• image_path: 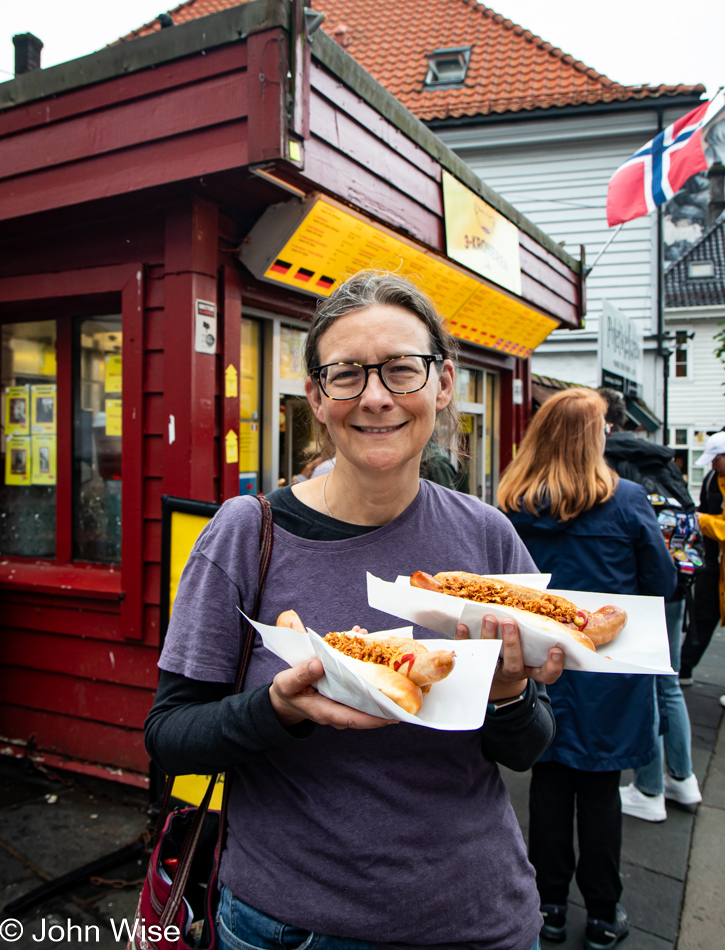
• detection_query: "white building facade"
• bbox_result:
[664,217,725,499]
[433,98,704,431]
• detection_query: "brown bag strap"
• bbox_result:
[153,494,274,862]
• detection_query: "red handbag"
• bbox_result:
[128,496,273,950]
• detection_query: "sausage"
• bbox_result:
[275,610,425,714]
[325,631,455,687]
[410,571,627,649]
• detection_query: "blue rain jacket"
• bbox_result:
[505,478,677,771]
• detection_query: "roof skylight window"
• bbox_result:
[687,260,714,278]
[424,47,471,86]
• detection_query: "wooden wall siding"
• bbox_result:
[0,591,159,774]
[306,60,579,318]
[0,707,148,775]
[306,63,443,248]
[0,44,251,224]
[519,233,581,328]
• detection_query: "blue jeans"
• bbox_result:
[634,599,694,795]
[215,884,540,950]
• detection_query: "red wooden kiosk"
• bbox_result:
[0,0,583,787]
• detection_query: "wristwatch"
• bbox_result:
[490,684,529,710]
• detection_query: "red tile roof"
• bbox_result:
[119,0,705,119]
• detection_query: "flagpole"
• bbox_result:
[657,202,670,446]
[654,106,670,448]
[582,223,624,278]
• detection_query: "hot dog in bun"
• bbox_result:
[275,610,455,715]
[410,572,627,650]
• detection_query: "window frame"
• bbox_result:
[424,47,472,87]
[0,264,144,638]
[672,329,691,380]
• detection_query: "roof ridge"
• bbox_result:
[119,0,202,40]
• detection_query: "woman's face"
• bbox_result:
[712,454,725,475]
[306,304,454,475]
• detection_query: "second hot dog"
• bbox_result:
[410,571,627,648]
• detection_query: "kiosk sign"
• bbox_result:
[599,299,643,396]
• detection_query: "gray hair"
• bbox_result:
[304,271,463,458]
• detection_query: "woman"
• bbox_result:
[146,272,564,950]
[597,389,702,820]
[693,432,725,708]
[498,389,677,950]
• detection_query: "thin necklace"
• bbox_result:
[322,471,333,518]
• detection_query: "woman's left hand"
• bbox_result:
[456,614,564,702]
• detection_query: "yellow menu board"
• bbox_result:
[260,197,558,359]
[105,399,122,437]
[105,354,123,393]
[5,435,31,486]
[32,436,57,485]
[31,384,57,434]
[239,421,260,473]
[5,386,30,436]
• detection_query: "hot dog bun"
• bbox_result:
[410,571,627,649]
[276,609,307,634]
[335,655,423,714]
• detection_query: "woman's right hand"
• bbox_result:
[269,659,397,730]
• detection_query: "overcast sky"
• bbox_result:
[1,0,723,99]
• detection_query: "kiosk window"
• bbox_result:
[73,316,123,563]
[0,320,57,557]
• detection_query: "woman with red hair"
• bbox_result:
[499,388,677,950]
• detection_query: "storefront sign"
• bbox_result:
[599,299,643,395]
[442,170,522,296]
[194,300,217,354]
[241,196,557,359]
[160,496,225,810]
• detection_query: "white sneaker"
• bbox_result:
[619,783,667,822]
[720,695,725,709]
[664,772,702,805]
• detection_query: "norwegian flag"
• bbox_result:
[606,90,725,227]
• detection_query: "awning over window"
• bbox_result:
[532,375,661,434]
[625,396,661,433]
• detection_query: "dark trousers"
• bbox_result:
[680,570,721,676]
[529,761,622,922]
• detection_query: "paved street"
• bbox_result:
[503,626,725,949]
[0,628,723,949]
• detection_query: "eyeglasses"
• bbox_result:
[309,354,443,400]
[604,422,613,436]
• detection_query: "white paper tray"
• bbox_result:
[366,574,673,675]
[248,616,502,730]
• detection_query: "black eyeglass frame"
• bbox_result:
[309,354,444,401]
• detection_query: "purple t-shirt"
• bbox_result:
[161,480,541,950]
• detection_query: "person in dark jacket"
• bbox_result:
[498,388,677,950]
[598,389,702,820]
[680,430,725,683]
